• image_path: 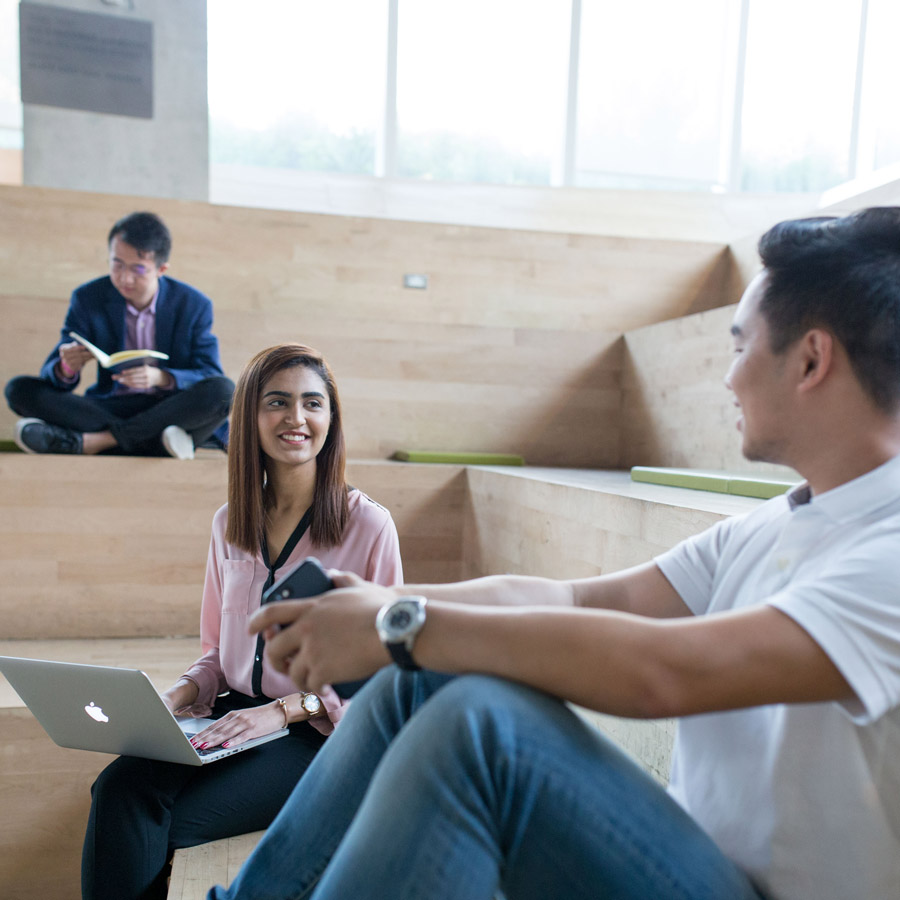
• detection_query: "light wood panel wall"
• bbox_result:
[461,467,760,582]
[0,184,744,466]
[619,305,798,477]
[0,455,466,640]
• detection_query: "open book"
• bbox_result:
[69,331,169,370]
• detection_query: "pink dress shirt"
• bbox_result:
[181,489,403,734]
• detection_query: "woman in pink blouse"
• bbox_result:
[82,344,403,900]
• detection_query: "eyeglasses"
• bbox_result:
[110,259,156,278]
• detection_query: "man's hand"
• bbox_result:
[249,572,395,693]
[112,364,173,390]
[57,341,93,376]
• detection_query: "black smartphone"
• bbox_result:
[262,557,333,605]
[261,557,369,700]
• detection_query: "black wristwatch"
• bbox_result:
[375,596,428,671]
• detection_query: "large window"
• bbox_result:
[575,0,738,191]
[4,0,894,194]
[208,0,386,174]
[395,0,569,185]
[740,0,862,191]
[860,0,900,172]
[209,0,900,194]
[0,0,22,150]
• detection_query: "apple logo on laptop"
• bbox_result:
[85,702,109,723]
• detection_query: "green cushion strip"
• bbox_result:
[726,478,797,500]
[630,467,730,493]
[630,466,799,499]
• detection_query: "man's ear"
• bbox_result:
[157,262,170,277]
[797,329,833,391]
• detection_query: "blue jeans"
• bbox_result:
[209,669,764,900]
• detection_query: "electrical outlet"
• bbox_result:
[403,274,428,290]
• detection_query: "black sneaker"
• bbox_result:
[15,418,83,455]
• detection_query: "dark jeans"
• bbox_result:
[5,375,233,454]
[211,671,766,900]
[82,691,328,900]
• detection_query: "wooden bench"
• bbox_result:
[0,458,762,900]
[169,831,264,900]
[0,637,200,900]
[0,456,469,641]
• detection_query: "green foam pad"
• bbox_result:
[725,477,800,500]
[392,450,525,466]
[630,467,730,494]
[0,439,22,453]
[630,467,799,499]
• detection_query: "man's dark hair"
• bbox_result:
[758,206,900,413]
[107,211,172,266]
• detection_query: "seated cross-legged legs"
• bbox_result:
[6,374,234,457]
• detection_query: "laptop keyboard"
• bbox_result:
[196,745,223,757]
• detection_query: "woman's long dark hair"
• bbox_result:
[225,343,349,554]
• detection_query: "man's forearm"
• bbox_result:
[395,574,577,608]
[397,561,686,619]
[406,601,855,720]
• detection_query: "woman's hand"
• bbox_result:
[161,678,200,715]
[189,702,293,750]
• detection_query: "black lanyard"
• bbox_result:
[251,506,313,697]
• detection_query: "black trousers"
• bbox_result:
[4,375,234,454]
[81,692,328,900]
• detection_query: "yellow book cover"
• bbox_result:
[69,331,169,370]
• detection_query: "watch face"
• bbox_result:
[388,608,413,630]
[302,693,321,714]
[376,596,427,645]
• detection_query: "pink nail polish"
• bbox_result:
[200,742,209,749]
[222,741,230,748]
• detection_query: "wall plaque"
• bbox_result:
[20,2,153,119]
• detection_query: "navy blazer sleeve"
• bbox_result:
[153,277,225,391]
[39,276,225,398]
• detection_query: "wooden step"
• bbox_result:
[168,831,264,900]
[0,455,468,640]
[0,465,766,899]
[0,637,199,900]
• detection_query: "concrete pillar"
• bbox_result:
[22,0,208,201]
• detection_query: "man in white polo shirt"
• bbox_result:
[212,207,900,900]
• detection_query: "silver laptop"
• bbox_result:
[0,656,288,766]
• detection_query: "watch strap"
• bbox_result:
[385,641,421,672]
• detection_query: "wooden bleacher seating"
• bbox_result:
[168,831,264,900]
[0,184,807,899]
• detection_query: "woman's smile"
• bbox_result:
[258,365,331,465]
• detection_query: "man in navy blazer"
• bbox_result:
[5,212,233,458]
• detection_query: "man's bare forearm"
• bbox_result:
[397,561,687,619]
[394,574,576,608]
